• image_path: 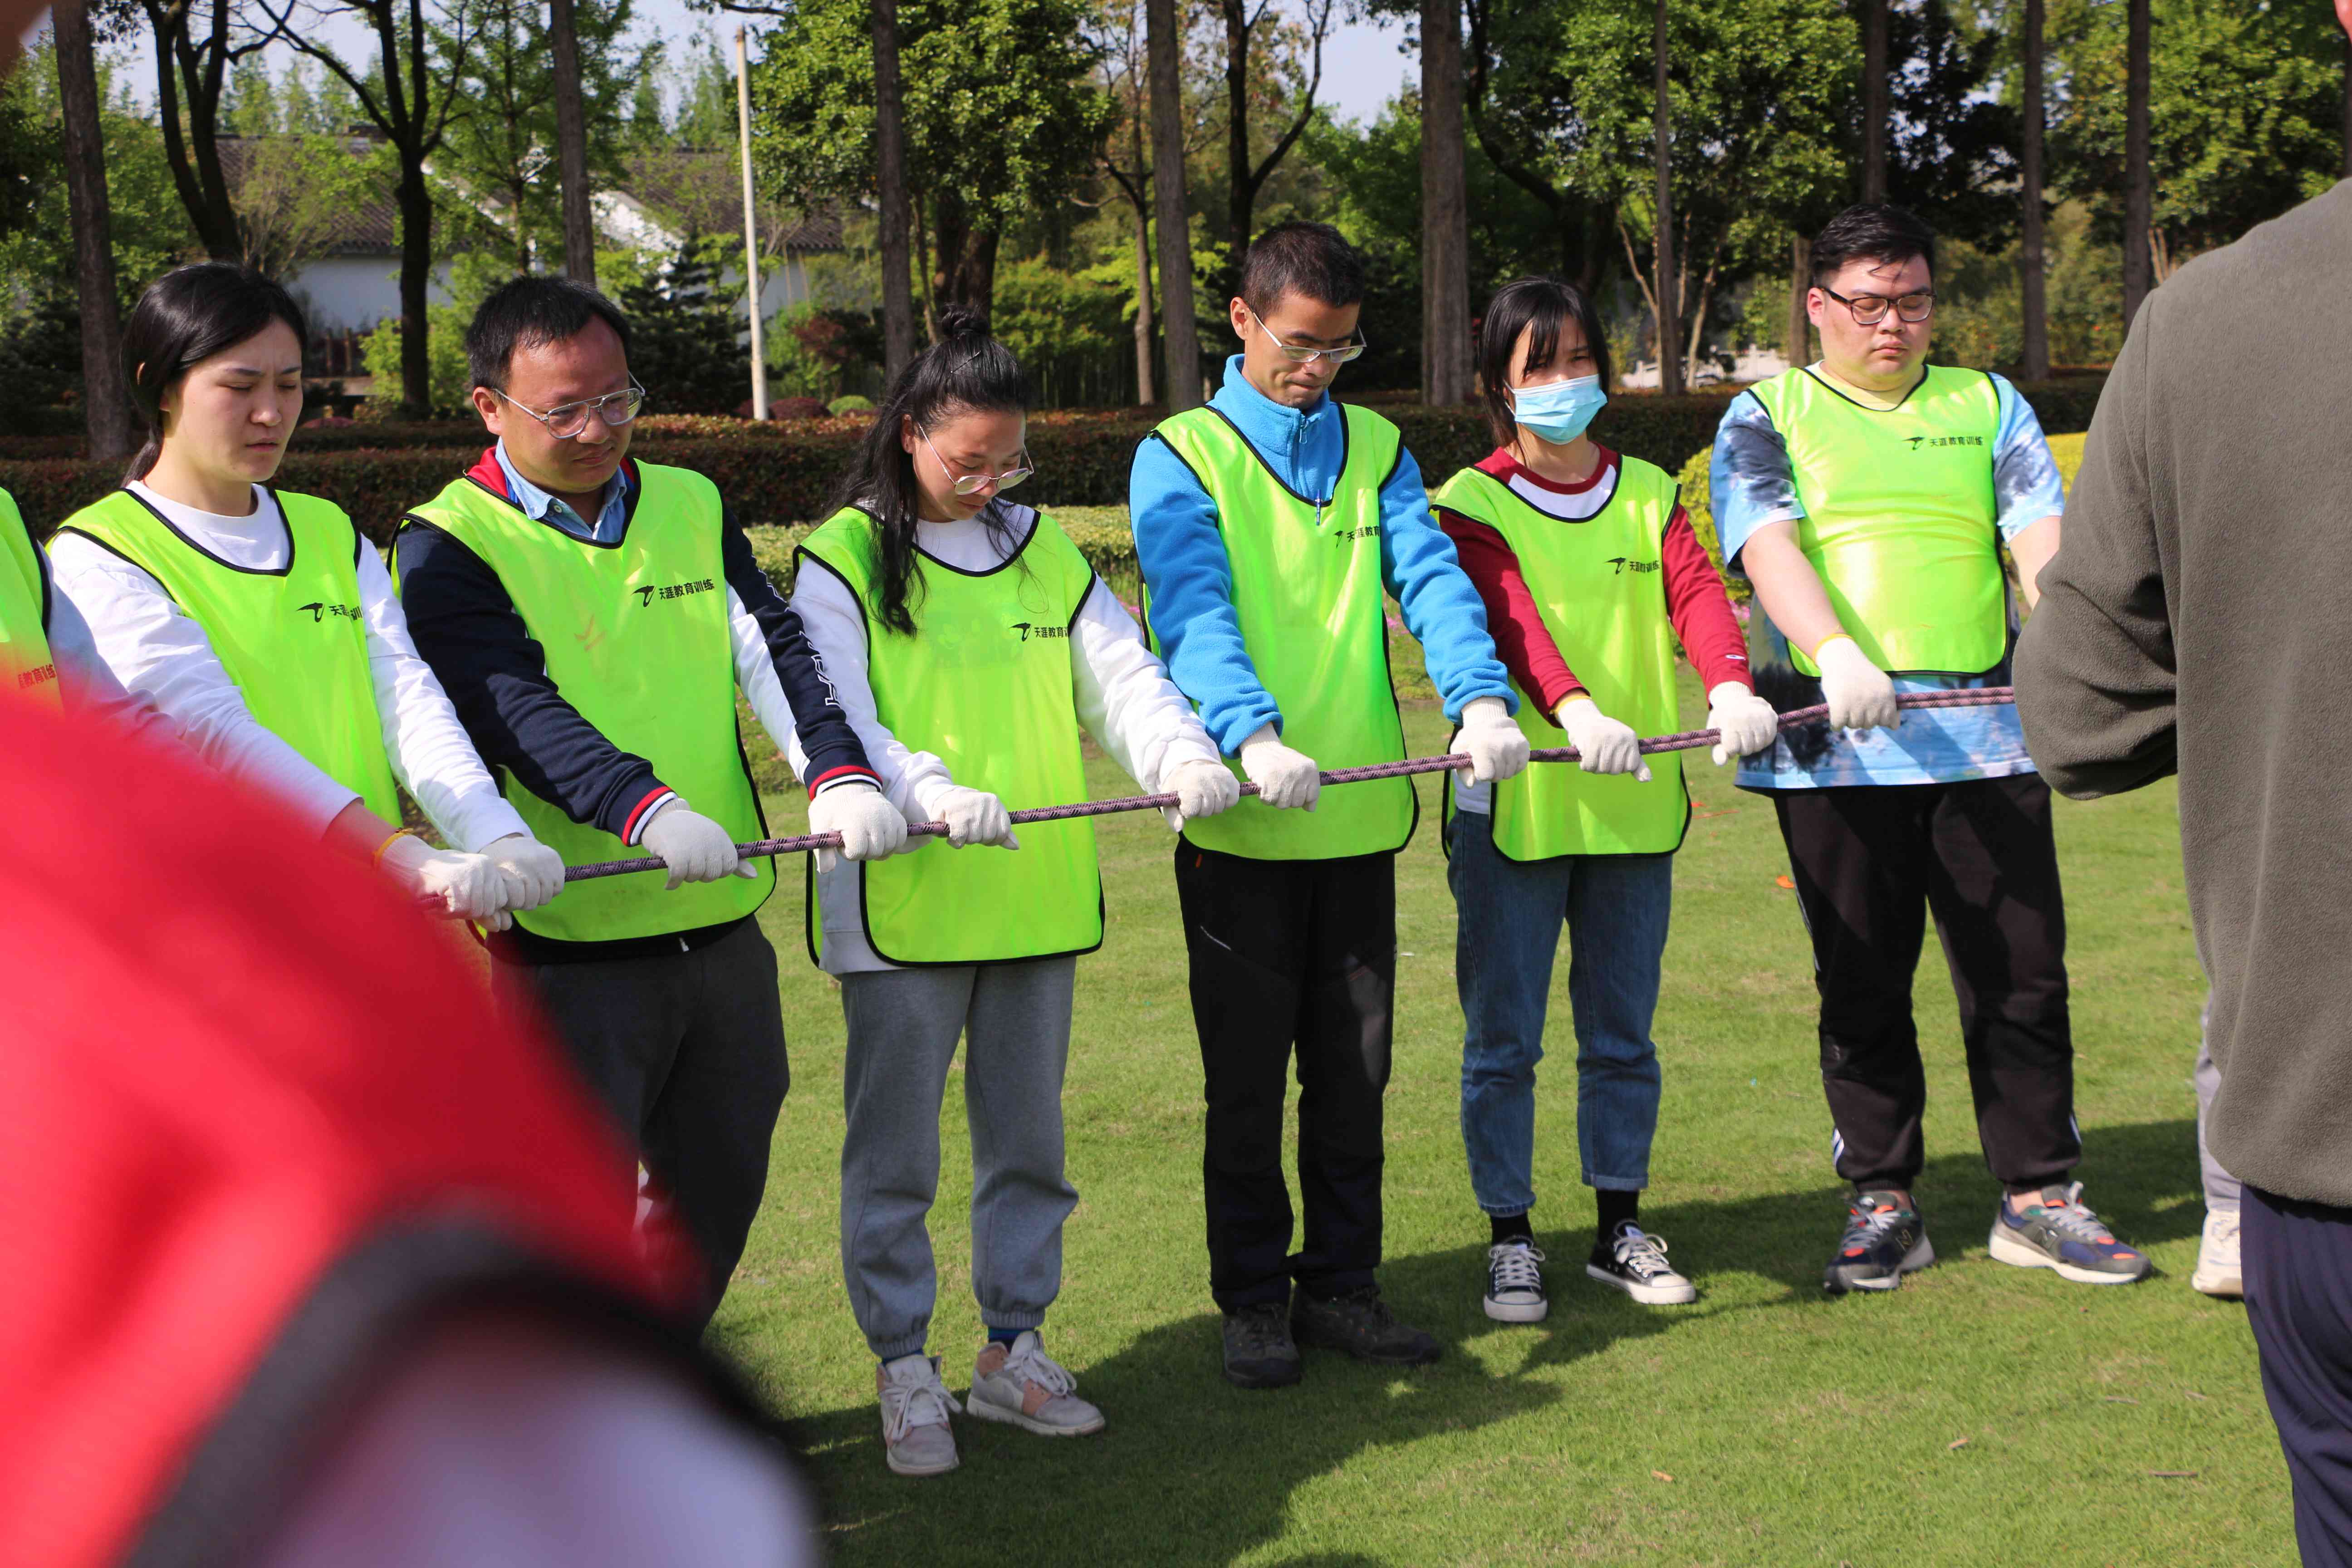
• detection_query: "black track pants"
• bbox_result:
[1174,841,1396,1313]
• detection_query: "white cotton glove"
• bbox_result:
[1237,724,1320,810]
[806,780,909,872]
[1555,697,1651,782]
[381,834,514,928]
[936,785,1019,849]
[1705,682,1782,767]
[1813,634,1900,734]
[1453,695,1531,786]
[1161,756,1243,833]
[485,832,566,913]
[640,801,756,890]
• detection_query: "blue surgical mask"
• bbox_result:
[1511,375,1607,445]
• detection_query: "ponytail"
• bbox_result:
[827,306,1031,635]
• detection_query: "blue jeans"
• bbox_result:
[1447,809,1674,1216]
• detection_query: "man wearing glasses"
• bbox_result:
[394,277,908,1329]
[1711,201,2148,1295]
[1132,221,1529,1387]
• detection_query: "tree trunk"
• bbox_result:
[1221,0,1252,291]
[1147,0,1201,410]
[1651,0,1682,396]
[1419,0,1471,406]
[1861,0,1887,202]
[2019,0,2048,381]
[2122,0,2151,333]
[549,0,597,285]
[147,1,243,259]
[1131,200,1156,407]
[1785,234,1811,372]
[2341,27,2349,180]
[874,0,919,380]
[396,159,436,417]
[54,0,136,463]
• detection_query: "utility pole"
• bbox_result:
[2122,0,2151,333]
[2019,0,2048,381]
[1785,235,1811,374]
[1419,0,1471,406]
[54,0,136,463]
[1861,0,1887,202]
[735,26,768,419]
[873,0,918,380]
[1651,0,1682,395]
[1147,0,1201,409]
[550,0,596,285]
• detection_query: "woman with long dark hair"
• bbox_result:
[47,263,564,925]
[789,309,1235,1478]
[1431,276,1779,1321]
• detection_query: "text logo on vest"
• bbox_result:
[1606,557,1662,576]
[1905,434,1985,451]
[1011,621,1070,642]
[634,578,716,606]
[295,601,362,623]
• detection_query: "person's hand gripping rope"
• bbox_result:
[1453,696,1531,786]
[1237,724,1321,810]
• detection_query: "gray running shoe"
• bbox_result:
[1222,1301,1303,1389]
[1824,1190,1936,1295]
[1988,1182,2152,1285]
[968,1331,1104,1436]
[877,1353,961,1477]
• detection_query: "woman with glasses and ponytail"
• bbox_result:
[1431,275,1779,1324]
[47,263,564,927]
[789,308,1235,1478]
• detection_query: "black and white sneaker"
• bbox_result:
[1587,1222,1697,1305]
[1484,1240,1548,1323]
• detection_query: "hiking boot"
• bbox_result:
[968,1331,1105,1436]
[1824,1189,1936,1295]
[1291,1285,1441,1366]
[2191,1207,2243,1299]
[1989,1182,2152,1285]
[1587,1222,1697,1305]
[1221,1301,1303,1389]
[1484,1239,1548,1323]
[877,1353,961,1477]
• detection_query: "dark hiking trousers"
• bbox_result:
[1770,774,2079,1192]
[1175,840,1396,1313]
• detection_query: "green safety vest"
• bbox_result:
[399,462,771,943]
[1432,461,1690,859]
[795,505,1103,967]
[0,489,59,710]
[1747,365,2008,677]
[57,488,397,817]
[1145,402,1415,861]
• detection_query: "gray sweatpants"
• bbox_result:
[839,956,1078,1361]
[2196,995,2242,1214]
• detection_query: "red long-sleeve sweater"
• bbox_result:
[1436,445,1750,716]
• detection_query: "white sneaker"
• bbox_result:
[967,1331,1104,1437]
[878,1353,962,1476]
[1587,1222,1698,1305]
[1484,1240,1549,1323]
[2192,1207,2243,1299]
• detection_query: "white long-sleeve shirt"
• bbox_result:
[49,483,531,852]
[790,502,1220,973]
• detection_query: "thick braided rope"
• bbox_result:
[562,686,2016,883]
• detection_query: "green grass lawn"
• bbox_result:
[717,675,2277,1567]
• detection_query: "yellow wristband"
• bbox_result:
[371,826,420,867]
[1810,632,1857,660]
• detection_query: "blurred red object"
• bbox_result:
[0,692,666,1568]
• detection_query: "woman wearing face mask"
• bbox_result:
[1431,276,1779,1323]
[789,309,1235,1478]
[47,263,564,926]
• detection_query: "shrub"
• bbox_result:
[828,394,874,416]
[1675,446,1746,604]
[620,239,754,416]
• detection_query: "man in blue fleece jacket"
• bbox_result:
[1132,222,1528,1388]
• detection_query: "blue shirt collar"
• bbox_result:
[493,438,632,543]
[1208,354,1335,443]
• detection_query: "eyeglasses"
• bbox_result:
[1818,285,1936,326]
[1246,307,1367,365]
[494,382,647,440]
[921,427,1034,496]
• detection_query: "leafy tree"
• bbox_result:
[747,0,1115,323]
[618,236,753,414]
[217,60,390,280]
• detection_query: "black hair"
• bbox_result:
[121,263,309,482]
[828,306,1032,636]
[1475,276,1613,450]
[465,276,634,392]
[1238,221,1366,315]
[1809,201,1937,289]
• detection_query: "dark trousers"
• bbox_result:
[1175,841,1395,1313]
[2247,1186,2352,1566]
[1770,774,2078,1192]
[494,917,789,1328]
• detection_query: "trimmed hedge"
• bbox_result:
[0,377,2107,544]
